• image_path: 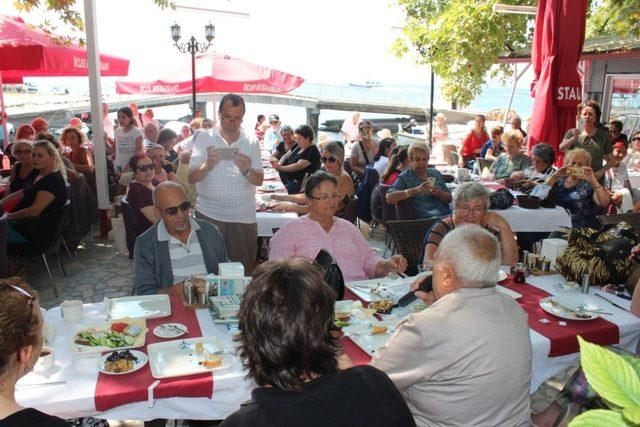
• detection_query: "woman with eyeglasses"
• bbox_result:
[271,125,321,194]
[269,170,407,281]
[126,153,159,238]
[271,142,355,215]
[6,140,37,195]
[386,142,452,219]
[0,278,69,426]
[624,131,640,172]
[421,182,518,266]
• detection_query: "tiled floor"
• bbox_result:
[19,222,570,424]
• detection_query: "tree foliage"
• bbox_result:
[393,0,640,106]
[12,0,175,46]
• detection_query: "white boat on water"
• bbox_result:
[348,80,382,88]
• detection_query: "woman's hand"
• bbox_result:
[384,255,407,274]
[579,166,598,185]
[510,171,525,180]
[272,202,292,212]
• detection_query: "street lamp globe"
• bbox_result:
[170,22,181,43]
[205,22,215,43]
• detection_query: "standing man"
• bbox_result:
[188,94,263,274]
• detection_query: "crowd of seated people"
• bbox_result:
[489,130,532,181]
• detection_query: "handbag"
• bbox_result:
[489,188,515,210]
[313,249,345,300]
[555,223,638,285]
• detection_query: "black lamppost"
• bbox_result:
[170,22,215,117]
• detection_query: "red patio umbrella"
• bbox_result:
[526,0,588,166]
[115,53,304,95]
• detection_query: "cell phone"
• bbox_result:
[565,166,584,177]
[211,147,239,160]
[577,118,586,132]
[397,275,433,307]
[426,177,437,187]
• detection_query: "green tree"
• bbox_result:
[12,0,175,45]
[393,0,640,106]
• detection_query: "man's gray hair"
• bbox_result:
[437,225,501,288]
[152,181,185,207]
[453,181,490,210]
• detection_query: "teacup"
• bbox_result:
[33,346,55,373]
[60,300,83,322]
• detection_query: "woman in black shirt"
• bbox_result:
[0,277,69,426]
[271,125,321,194]
[7,140,38,194]
[0,140,68,242]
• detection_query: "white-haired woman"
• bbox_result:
[386,142,452,219]
[271,141,355,215]
[422,181,518,266]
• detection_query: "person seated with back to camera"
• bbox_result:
[219,258,415,427]
[134,181,229,296]
[269,170,407,282]
[372,226,532,427]
[386,141,452,220]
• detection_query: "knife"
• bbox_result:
[595,294,630,312]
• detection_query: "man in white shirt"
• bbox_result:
[188,94,263,273]
[372,225,532,427]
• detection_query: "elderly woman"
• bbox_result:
[126,153,159,238]
[7,140,37,195]
[458,115,489,169]
[546,148,610,228]
[148,145,180,186]
[421,182,518,266]
[386,142,452,219]
[221,259,414,427]
[271,125,321,194]
[61,127,94,175]
[272,142,355,215]
[269,171,407,281]
[560,100,613,180]
[349,120,377,178]
[510,142,556,188]
[490,130,532,181]
[0,278,69,426]
[373,137,397,176]
[0,141,68,243]
[271,125,296,160]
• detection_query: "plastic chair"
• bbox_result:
[8,201,71,296]
[378,184,397,224]
[121,197,139,260]
[387,218,440,276]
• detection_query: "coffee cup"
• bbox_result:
[60,300,83,322]
[33,346,55,373]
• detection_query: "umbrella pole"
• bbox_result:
[428,68,435,146]
[0,72,9,151]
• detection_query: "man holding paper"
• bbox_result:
[188,94,264,273]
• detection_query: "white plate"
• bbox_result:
[107,295,171,320]
[153,323,188,339]
[497,270,508,282]
[71,318,147,354]
[147,337,232,379]
[539,296,600,321]
[98,350,148,375]
[496,285,522,299]
[346,276,417,302]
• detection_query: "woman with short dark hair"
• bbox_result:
[269,170,406,281]
[271,125,321,194]
[510,142,556,187]
[373,137,397,176]
[126,153,158,237]
[220,258,415,427]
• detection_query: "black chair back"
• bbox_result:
[121,197,139,259]
[337,196,358,225]
[378,184,397,224]
[0,213,8,277]
[387,218,440,276]
[10,201,70,254]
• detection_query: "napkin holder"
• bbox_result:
[540,238,568,271]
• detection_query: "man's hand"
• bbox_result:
[234,152,252,175]
[410,276,436,304]
[205,147,220,170]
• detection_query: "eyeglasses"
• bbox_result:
[320,156,337,164]
[137,164,154,172]
[308,193,342,202]
[3,282,35,336]
[411,157,429,162]
[456,205,485,215]
[163,201,191,216]
[13,149,32,155]
[220,114,243,124]
[633,137,640,142]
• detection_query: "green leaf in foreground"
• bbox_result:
[569,409,627,427]
[578,336,640,409]
[623,405,640,425]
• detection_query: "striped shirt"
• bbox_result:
[190,129,262,224]
[157,218,208,283]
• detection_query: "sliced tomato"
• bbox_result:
[110,322,129,333]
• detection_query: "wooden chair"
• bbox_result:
[387,218,440,276]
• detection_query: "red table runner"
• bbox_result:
[500,278,620,357]
[94,295,213,411]
[342,288,373,365]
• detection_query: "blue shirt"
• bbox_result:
[480,139,501,158]
[552,177,601,228]
[391,169,451,219]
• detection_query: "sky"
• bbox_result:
[0,0,534,88]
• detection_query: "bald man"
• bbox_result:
[133,181,229,295]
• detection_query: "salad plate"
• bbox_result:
[72,317,147,354]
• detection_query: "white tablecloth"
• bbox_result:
[495,205,572,233]
[629,171,640,189]
[18,274,640,420]
[16,305,254,421]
